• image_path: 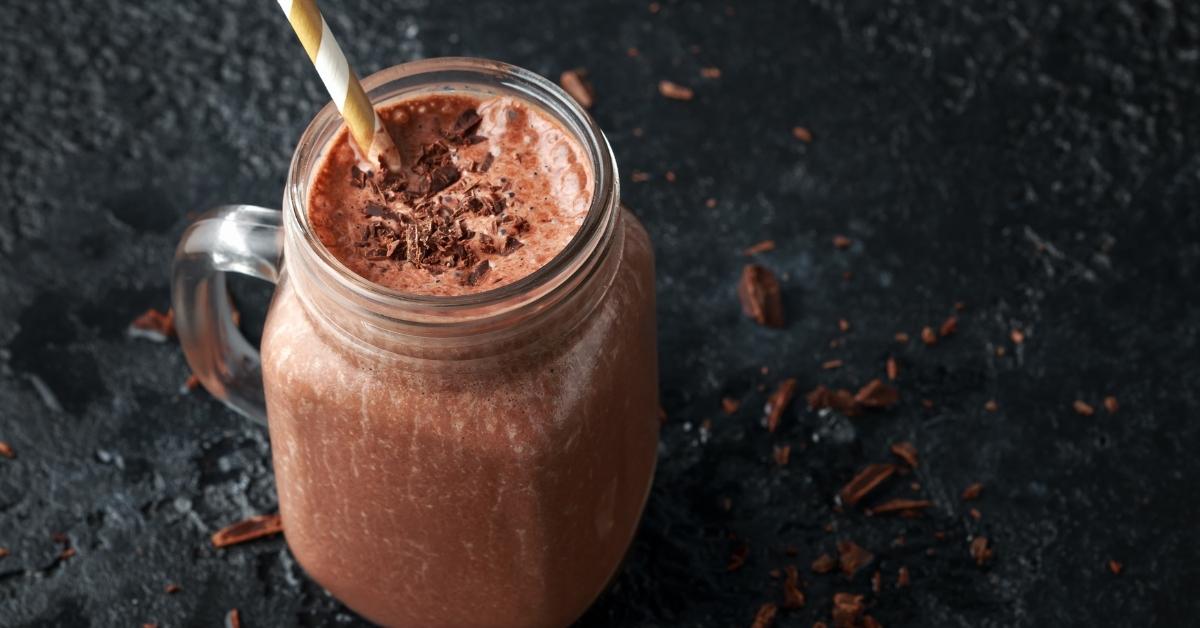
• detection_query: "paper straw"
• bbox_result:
[276,0,401,171]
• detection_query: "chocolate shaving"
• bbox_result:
[751,603,778,628]
[969,536,993,566]
[630,171,651,182]
[464,260,491,286]
[793,127,814,143]
[782,564,805,608]
[939,315,958,337]
[743,240,776,255]
[0,441,13,459]
[0,547,8,558]
[727,543,749,571]
[721,397,740,415]
[886,356,898,381]
[867,498,933,517]
[1104,395,1119,414]
[890,442,918,468]
[897,566,911,587]
[129,308,175,342]
[477,152,495,173]
[812,553,837,574]
[773,444,791,466]
[894,332,910,343]
[832,234,852,250]
[832,592,865,627]
[1108,560,1123,575]
[1073,400,1095,416]
[226,609,241,628]
[164,583,181,594]
[921,326,937,345]
[1010,328,1025,344]
[211,513,283,548]
[559,69,594,109]
[871,570,882,594]
[961,482,984,501]
[984,399,998,412]
[738,264,785,328]
[822,359,843,370]
[837,540,874,577]
[700,67,721,79]
[658,80,694,100]
[839,463,896,506]
[764,378,797,432]
[854,379,899,409]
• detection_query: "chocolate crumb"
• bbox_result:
[782,564,805,608]
[164,583,181,594]
[211,513,283,548]
[559,69,594,109]
[867,498,933,517]
[0,547,8,558]
[969,536,993,566]
[839,464,896,507]
[648,1,661,12]
[890,442,919,468]
[128,308,175,342]
[961,482,984,501]
[1108,560,1123,575]
[792,126,813,143]
[871,570,882,594]
[700,67,722,79]
[665,170,677,183]
[1104,396,1120,414]
[1010,328,1025,344]
[751,602,778,628]
[921,326,937,346]
[226,609,241,628]
[838,319,851,333]
[897,566,911,587]
[832,234,852,250]
[831,592,866,626]
[706,198,718,208]
[743,240,776,255]
[765,378,797,432]
[727,543,749,571]
[969,508,982,520]
[894,332,910,343]
[811,553,837,574]
[0,441,13,459]
[738,264,785,328]
[854,379,899,409]
[631,171,651,182]
[939,315,958,337]
[722,397,740,415]
[658,80,695,101]
[1073,400,1096,416]
[822,359,844,370]
[773,444,791,466]
[984,400,998,412]
[886,357,898,381]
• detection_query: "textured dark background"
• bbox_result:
[2,0,1199,626]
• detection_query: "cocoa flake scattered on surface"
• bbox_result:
[658,80,694,100]
[0,441,13,459]
[984,400,998,412]
[832,234,852,250]
[939,315,958,337]
[630,171,651,182]
[871,569,882,594]
[812,553,838,574]
[837,540,874,577]
[128,308,175,342]
[700,66,722,78]
[0,547,8,559]
[1108,560,1124,575]
[889,442,919,468]
[886,356,898,381]
[867,498,933,517]
[1073,400,1096,416]
[559,69,594,109]
[822,359,844,370]
[831,592,866,627]
[894,332,910,343]
[969,507,982,520]
[727,543,749,571]
[854,379,899,409]
[225,609,241,628]
[722,397,740,415]
[765,378,798,432]
[969,536,993,566]
[792,126,814,143]
[738,264,785,328]
[211,513,283,548]
[921,326,937,345]
[838,318,851,333]
[751,602,778,628]
[897,565,911,587]
[839,463,897,506]
[961,482,984,501]
[773,444,791,466]
[1104,396,1120,414]
[1010,328,1025,344]
[782,564,805,608]
[664,170,677,183]
[743,240,776,255]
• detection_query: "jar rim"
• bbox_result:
[283,57,619,329]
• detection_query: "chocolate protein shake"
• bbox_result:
[308,93,593,295]
[260,79,658,628]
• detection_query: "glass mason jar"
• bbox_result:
[172,58,659,627]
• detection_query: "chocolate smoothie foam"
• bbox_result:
[308,93,593,296]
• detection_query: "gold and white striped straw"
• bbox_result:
[276,0,401,171]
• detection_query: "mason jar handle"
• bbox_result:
[171,205,283,424]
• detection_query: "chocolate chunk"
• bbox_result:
[427,164,462,196]
[811,553,837,574]
[836,540,874,577]
[501,235,524,255]
[447,109,483,140]
[737,264,784,328]
[781,565,804,609]
[832,593,866,626]
[478,152,495,173]
[464,260,491,286]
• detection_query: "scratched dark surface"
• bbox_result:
[2,0,1199,626]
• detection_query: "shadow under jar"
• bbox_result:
[172,59,659,627]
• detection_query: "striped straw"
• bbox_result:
[276,0,401,171]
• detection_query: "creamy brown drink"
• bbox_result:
[256,71,659,628]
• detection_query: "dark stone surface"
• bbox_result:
[2,0,1198,626]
